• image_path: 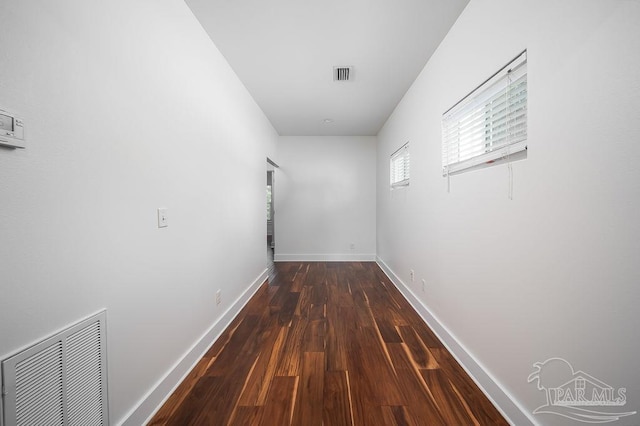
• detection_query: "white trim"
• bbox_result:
[274,253,377,262]
[375,256,537,426]
[0,370,3,426]
[266,157,279,168]
[119,268,269,426]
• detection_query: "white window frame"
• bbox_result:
[390,142,410,188]
[442,50,527,175]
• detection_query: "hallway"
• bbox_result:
[150,262,507,425]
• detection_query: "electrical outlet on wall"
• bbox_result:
[410,270,415,282]
[422,279,426,292]
[350,243,355,250]
[216,290,221,306]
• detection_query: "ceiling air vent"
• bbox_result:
[334,66,353,81]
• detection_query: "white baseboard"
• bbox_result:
[120,268,269,426]
[375,256,536,426]
[274,253,376,262]
[120,258,534,426]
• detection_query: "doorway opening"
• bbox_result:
[266,158,279,267]
[267,170,274,247]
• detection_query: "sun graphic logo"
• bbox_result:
[528,358,636,423]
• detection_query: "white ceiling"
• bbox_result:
[185,0,469,136]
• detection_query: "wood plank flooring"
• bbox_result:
[149,262,508,426]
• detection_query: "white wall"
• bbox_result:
[376,1,640,425]
[0,1,277,424]
[275,136,376,261]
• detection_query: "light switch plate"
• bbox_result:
[157,208,168,228]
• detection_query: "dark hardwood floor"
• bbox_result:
[149,262,508,425]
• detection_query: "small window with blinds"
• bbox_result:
[390,142,410,188]
[442,50,527,175]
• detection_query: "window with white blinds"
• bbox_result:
[390,142,410,187]
[442,50,527,175]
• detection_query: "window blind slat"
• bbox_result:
[442,51,527,175]
[390,142,410,187]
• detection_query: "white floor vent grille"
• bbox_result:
[1,311,108,426]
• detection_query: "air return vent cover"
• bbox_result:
[1,311,109,426]
[333,66,353,81]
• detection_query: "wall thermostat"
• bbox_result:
[0,108,25,149]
